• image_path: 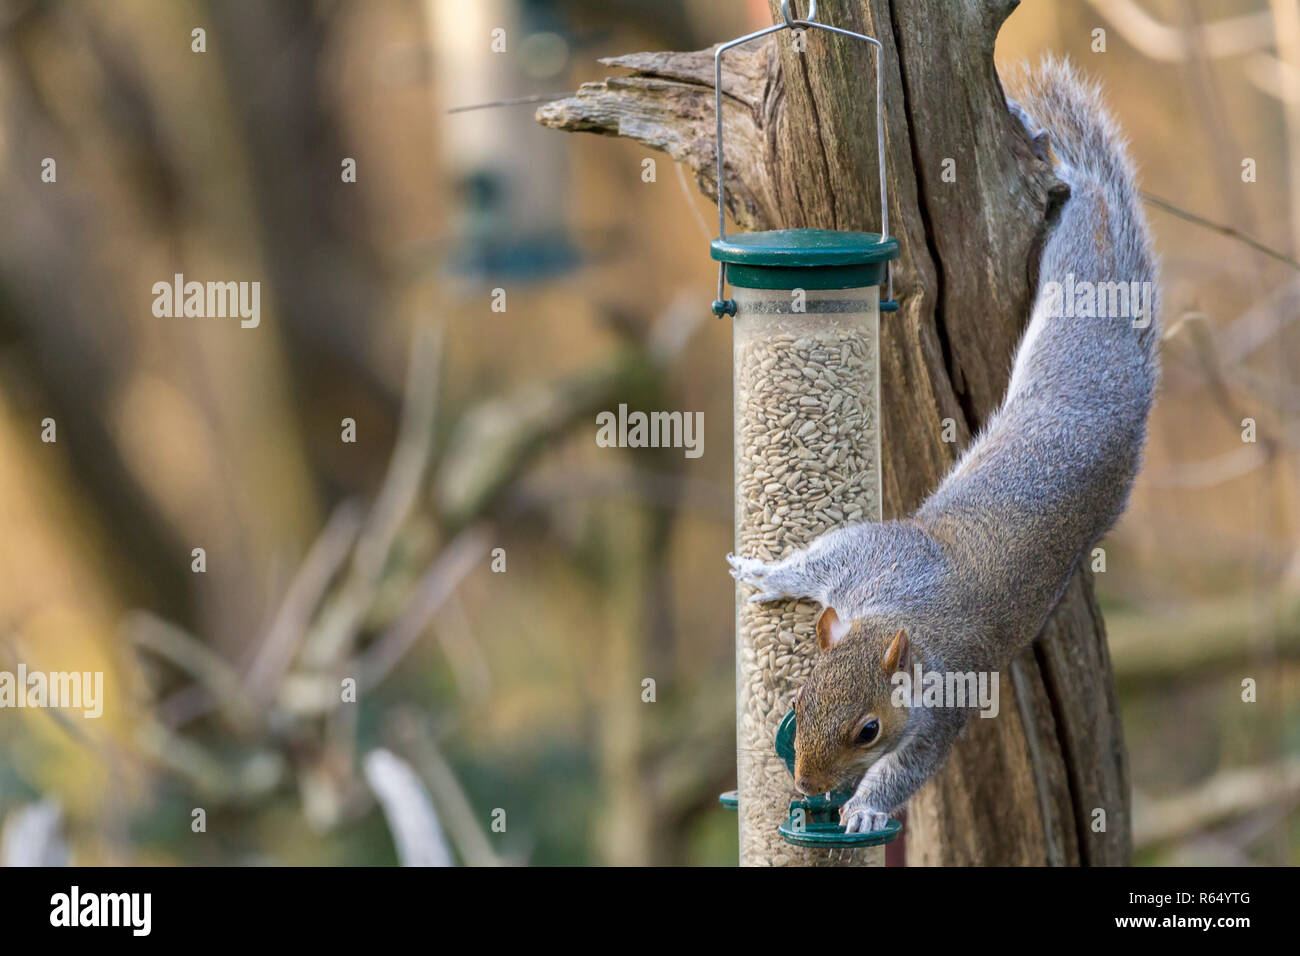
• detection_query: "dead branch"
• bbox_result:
[1134,756,1300,847]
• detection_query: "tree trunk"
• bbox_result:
[538,0,1131,865]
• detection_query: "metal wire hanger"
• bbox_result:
[712,0,894,314]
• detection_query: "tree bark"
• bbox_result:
[538,0,1131,865]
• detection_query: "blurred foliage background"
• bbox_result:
[0,0,1295,866]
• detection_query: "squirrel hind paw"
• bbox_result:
[1007,97,1051,162]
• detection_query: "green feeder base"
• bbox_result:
[718,790,738,810]
[779,814,902,848]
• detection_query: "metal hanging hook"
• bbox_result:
[712,4,890,314]
[779,0,818,30]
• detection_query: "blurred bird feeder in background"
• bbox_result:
[710,1,900,867]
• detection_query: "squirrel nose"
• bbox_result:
[796,775,817,795]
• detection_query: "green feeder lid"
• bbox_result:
[711,228,899,291]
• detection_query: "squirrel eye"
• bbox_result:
[856,718,880,746]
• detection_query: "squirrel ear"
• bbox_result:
[882,628,909,673]
[815,606,850,652]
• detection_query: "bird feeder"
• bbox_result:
[712,1,902,866]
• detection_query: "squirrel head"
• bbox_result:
[791,607,911,796]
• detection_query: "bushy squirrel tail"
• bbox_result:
[1008,54,1161,370]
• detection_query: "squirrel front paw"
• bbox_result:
[726,553,801,603]
[840,795,891,835]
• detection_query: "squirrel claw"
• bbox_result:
[1006,96,1051,162]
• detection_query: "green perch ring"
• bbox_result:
[777,797,902,848]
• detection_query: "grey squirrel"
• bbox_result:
[726,57,1160,834]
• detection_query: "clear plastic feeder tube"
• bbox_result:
[732,285,884,867]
